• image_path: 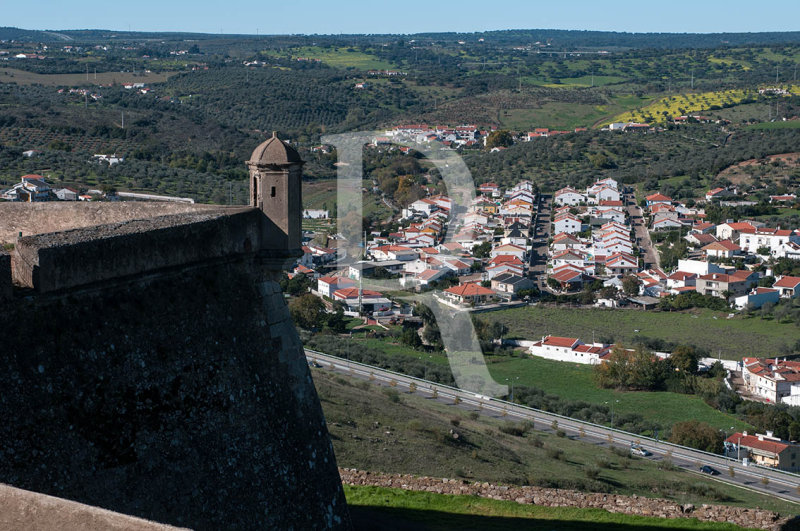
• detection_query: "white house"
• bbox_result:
[742,357,800,404]
[553,213,582,234]
[303,209,329,219]
[554,187,586,206]
[676,259,725,277]
[316,275,356,298]
[490,244,526,261]
[588,186,621,205]
[604,252,638,276]
[54,187,78,201]
[773,276,800,299]
[738,227,800,256]
[734,287,780,310]
[529,336,611,365]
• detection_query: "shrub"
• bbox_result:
[546,447,565,460]
[382,388,400,403]
[499,422,529,437]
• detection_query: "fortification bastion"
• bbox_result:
[0,135,351,529]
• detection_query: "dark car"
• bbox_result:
[699,465,720,475]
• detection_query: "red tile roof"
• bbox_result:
[444,283,495,297]
[774,276,800,289]
[725,433,790,455]
[646,193,672,202]
[333,287,383,299]
[542,336,580,348]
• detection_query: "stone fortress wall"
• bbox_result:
[0,136,351,529]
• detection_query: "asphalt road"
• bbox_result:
[306,349,800,504]
[530,194,551,291]
[624,191,659,270]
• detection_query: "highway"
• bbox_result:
[305,349,800,504]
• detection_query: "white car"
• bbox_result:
[630,445,652,457]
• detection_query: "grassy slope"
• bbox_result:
[488,306,800,360]
[313,369,799,516]
[346,485,761,531]
[345,334,751,432]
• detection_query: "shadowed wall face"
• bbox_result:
[0,258,349,529]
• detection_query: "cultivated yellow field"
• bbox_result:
[607,85,800,125]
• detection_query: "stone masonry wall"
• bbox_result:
[11,208,261,293]
[0,257,350,529]
[340,469,796,531]
[0,202,220,244]
[0,251,10,300]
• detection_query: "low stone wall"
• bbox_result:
[0,482,187,531]
[12,208,261,293]
[0,251,10,300]
[340,469,793,531]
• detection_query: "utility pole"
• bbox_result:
[86,63,89,82]
[776,66,779,83]
[121,111,124,129]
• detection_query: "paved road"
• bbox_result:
[624,191,659,270]
[307,349,800,504]
[530,194,551,291]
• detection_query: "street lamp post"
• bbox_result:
[737,434,742,462]
[605,399,619,426]
[505,377,519,402]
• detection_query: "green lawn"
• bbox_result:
[346,485,762,531]
[488,306,800,360]
[485,356,751,433]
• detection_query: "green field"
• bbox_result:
[746,120,800,130]
[488,306,800,360]
[545,75,628,88]
[265,46,397,70]
[485,355,751,433]
[313,369,799,516]
[0,67,175,86]
[497,93,650,130]
[345,333,753,433]
[346,486,762,531]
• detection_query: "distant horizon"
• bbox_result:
[3,1,800,37]
[6,26,800,38]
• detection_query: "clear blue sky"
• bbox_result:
[4,1,800,35]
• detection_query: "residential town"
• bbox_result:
[4,141,800,474]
